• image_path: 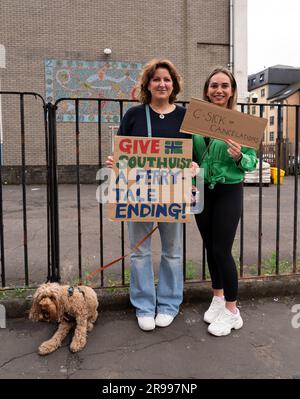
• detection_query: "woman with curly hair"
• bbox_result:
[106,59,192,331]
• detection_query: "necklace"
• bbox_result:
[150,104,175,119]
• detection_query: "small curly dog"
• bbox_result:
[29,282,98,355]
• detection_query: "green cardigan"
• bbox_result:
[193,135,258,189]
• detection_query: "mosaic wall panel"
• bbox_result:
[45,59,143,123]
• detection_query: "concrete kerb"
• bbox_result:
[1,274,300,319]
[184,274,300,303]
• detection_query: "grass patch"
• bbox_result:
[0,291,7,300]
[248,252,294,276]
[185,259,211,280]
[106,268,131,294]
[14,288,28,298]
[0,287,34,300]
[185,260,198,280]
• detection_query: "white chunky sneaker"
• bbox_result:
[208,307,243,337]
[155,314,174,327]
[203,296,225,324]
[137,316,155,331]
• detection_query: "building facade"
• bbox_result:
[0,0,247,182]
[248,65,300,145]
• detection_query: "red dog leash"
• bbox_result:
[81,225,159,284]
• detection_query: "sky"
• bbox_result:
[247,0,300,74]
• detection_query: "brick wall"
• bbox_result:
[0,0,230,175]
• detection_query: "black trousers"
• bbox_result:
[194,183,243,301]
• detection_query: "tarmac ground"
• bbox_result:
[1,177,300,383]
[1,176,299,287]
[1,295,300,380]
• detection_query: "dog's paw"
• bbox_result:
[70,337,87,353]
[38,340,59,356]
[87,322,94,332]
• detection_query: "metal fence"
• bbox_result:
[0,92,49,288]
[262,140,300,175]
[0,93,299,289]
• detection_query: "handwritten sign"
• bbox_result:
[108,136,193,222]
[180,98,268,150]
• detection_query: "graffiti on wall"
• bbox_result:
[45,59,143,122]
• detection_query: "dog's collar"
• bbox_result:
[63,312,76,323]
[68,286,86,299]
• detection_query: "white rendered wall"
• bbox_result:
[233,0,248,103]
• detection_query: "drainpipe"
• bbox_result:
[0,45,6,165]
[229,0,234,73]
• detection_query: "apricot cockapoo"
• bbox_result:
[29,282,98,355]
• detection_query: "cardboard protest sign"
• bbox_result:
[108,136,193,222]
[180,98,268,150]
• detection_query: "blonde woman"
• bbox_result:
[193,67,257,336]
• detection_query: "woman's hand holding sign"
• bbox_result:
[105,155,114,168]
[225,139,242,162]
[191,161,199,178]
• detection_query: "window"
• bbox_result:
[269,132,274,142]
[250,78,256,86]
[259,73,264,82]
[261,88,265,97]
[270,116,274,125]
[252,106,256,115]
[270,105,274,110]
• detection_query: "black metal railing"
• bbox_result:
[238,103,299,275]
[0,92,48,287]
[0,94,299,289]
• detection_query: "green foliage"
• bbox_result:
[185,259,210,280]
[0,287,34,300]
[185,260,197,280]
[248,252,293,276]
[68,271,93,287]
[0,290,7,300]
[124,268,130,285]
[14,288,28,298]
[106,268,131,293]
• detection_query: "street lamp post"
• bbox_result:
[246,91,258,115]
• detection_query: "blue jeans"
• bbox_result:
[127,221,183,317]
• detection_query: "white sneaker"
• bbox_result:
[137,316,155,331]
[155,314,174,327]
[208,307,243,337]
[203,296,225,324]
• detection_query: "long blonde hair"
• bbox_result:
[203,66,237,110]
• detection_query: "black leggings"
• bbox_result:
[194,183,243,301]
